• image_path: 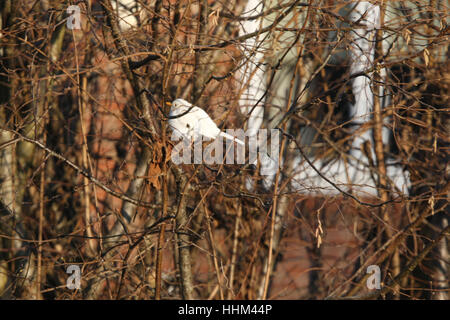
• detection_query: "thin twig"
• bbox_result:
[6,131,160,209]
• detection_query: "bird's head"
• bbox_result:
[168,98,191,110]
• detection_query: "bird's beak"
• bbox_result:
[165,101,172,106]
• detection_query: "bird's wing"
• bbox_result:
[192,107,221,140]
[169,104,223,141]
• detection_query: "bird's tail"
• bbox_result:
[219,132,245,145]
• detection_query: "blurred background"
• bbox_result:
[0,0,448,299]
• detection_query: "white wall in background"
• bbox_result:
[111,0,140,30]
[239,0,265,137]
[290,1,410,196]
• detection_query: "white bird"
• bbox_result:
[168,98,245,145]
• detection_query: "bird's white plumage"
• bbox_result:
[168,99,244,145]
